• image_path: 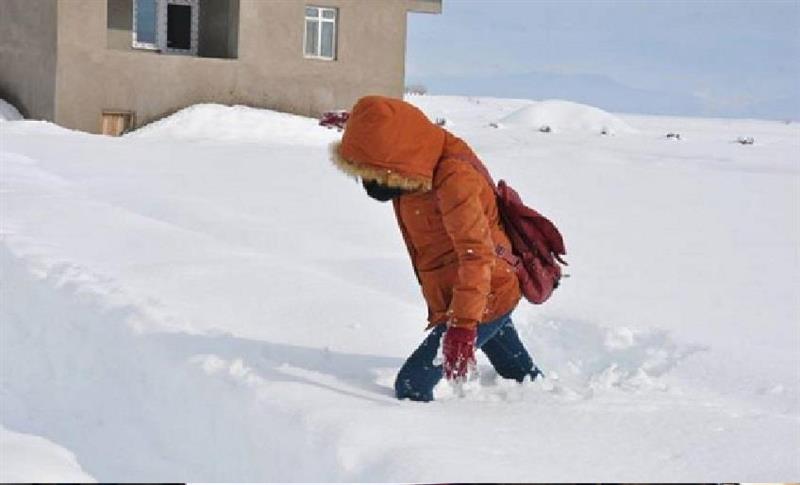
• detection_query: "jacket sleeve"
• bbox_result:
[435,160,495,328]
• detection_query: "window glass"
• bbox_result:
[304,5,336,59]
[320,21,334,58]
[135,0,157,45]
[305,19,319,56]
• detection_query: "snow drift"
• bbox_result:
[126,103,339,145]
[497,99,637,134]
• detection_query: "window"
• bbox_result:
[131,0,199,55]
[133,0,158,49]
[163,0,198,54]
[304,6,337,60]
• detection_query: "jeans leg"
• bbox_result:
[475,312,511,347]
[480,318,539,382]
[394,325,446,402]
[394,314,510,402]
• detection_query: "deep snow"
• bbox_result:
[1,96,798,481]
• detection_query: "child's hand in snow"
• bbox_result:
[442,325,477,382]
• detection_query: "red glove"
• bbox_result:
[442,325,477,382]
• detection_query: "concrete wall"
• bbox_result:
[408,0,442,14]
[0,0,58,120]
[54,0,413,133]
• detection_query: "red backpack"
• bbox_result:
[457,154,567,304]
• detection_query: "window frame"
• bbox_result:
[131,0,200,56]
[303,6,337,61]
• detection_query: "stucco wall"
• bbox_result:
[55,0,410,133]
[0,0,58,120]
[106,0,133,51]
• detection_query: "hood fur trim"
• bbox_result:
[329,141,432,192]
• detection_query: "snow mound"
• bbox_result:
[0,99,23,122]
[498,99,637,134]
[126,103,339,145]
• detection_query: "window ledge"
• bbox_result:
[109,49,239,62]
[303,55,337,62]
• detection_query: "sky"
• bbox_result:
[405,0,800,120]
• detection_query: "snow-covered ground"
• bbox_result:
[1,96,798,481]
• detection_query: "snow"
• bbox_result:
[126,103,340,145]
[0,99,23,122]
[496,99,638,134]
[0,426,95,482]
[1,96,798,481]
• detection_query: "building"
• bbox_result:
[0,0,441,135]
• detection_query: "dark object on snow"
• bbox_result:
[539,125,552,133]
[319,110,350,131]
[404,84,427,95]
[737,136,755,145]
[434,117,447,127]
[454,153,567,305]
[666,132,681,140]
[362,179,408,202]
[489,122,501,129]
[600,128,609,135]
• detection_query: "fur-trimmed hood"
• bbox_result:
[329,96,446,192]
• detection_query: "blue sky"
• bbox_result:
[406,0,800,120]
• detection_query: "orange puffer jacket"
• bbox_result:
[331,96,521,329]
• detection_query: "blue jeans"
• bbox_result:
[394,312,540,401]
